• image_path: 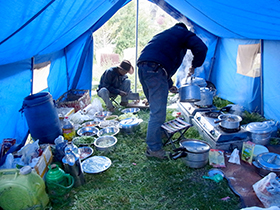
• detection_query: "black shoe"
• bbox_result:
[120,102,128,107]
[145,148,169,160]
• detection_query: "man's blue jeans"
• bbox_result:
[138,63,168,151]
[97,79,131,110]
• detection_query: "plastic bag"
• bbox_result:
[253,172,280,208]
[208,149,226,167]
[17,140,40,165]
[228,148,241,165]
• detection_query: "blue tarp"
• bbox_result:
[1,0,280,144]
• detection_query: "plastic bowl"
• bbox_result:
[77,126,99,137]
[94,135,117,152]
[98,126,119,137]
[78,146,93,160]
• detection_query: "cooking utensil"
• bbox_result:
[77,126,99,137]
[97,126,119,137]
[245,122,273,145]
[253,152,280,177]
[170,139,211,168]
[119,118,143,133]
[179,76,201,102]
[94,135,117,152]
[214,114,242,129]
[194,87,214,107]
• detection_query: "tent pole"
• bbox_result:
[260,39,264,116]
[134,0,139,93]
[31,57,34,94]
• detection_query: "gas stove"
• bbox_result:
[192,111,250,151]
[177,100,217,123]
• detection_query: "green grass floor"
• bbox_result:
[46,108,242,210]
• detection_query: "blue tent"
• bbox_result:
[1,0,280,145]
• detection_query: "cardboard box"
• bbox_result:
[34,145,53,178]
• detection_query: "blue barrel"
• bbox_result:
[22,92,62,144]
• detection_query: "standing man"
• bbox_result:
[137,22,208,159]
[97,60,134,112]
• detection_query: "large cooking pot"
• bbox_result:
[194,87,213,107]
[253,152,280,177]
[170,139,211,168]
[245,122,272,145]
[179,77,201,102]
[214,114,242,129]
[119,118,143,134]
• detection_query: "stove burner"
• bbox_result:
[219,125,241,133]
[204,111,221,118]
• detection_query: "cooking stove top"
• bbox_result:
[177,101,217,123]
[192,111,250,151]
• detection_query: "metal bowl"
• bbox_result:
[94,135,117,152]
[72,136,96,147]
[119,118,142,134]
[94,111,112,120]
[121,108,140,114]
[98,126,119,137]
[82,119,101,127]
[77,126,99,137]
[78,146,93,160]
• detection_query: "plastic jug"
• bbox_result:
[45,164,74,204]
[0,166,49,210]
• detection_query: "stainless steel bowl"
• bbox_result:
[119,118,142,134]
[82,119,101,127]
[94,111,112,120]
[121,108,140,114]
[98,126,119,137]
[77,126,99,137]
[94,135,117,152]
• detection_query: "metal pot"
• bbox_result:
[194,87,213,107]
[214,114,242,129]
[253,152,280,177]
[179,77,201,102]
[119,118,142,134]
[245,122,272,145]
[170,139,211,168]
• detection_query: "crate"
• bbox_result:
[56,89,90,112]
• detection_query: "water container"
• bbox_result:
[0,166,49,210]
[45,164,74,205]
[21,92,62,144]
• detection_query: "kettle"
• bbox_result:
[179,76,201,102]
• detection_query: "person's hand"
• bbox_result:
[187,66,195,77]
[169,86,178,93]
[119,91,128,96]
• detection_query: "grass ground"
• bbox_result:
[46,105,242,210]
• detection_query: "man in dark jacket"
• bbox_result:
[97,60,134,112]
[137,22,208,159]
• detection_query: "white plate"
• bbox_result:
[81,156,112,173]
[253,144,269,160]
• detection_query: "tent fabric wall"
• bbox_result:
[0,0,129,143]
[1,0,280,144]
[210,38,262,112]
[263,40,280,121]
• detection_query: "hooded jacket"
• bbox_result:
[137,23,208,87]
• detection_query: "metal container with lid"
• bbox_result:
[253,152,280,177]
[246,122,273,145]
[119,118,142,134]
[171,139,211,168]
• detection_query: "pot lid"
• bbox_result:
[180,139,210,153]
[256,152,280,171]
[246,122,272,134]
[218,114,242,122]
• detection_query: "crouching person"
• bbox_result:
[97,60,134,112]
